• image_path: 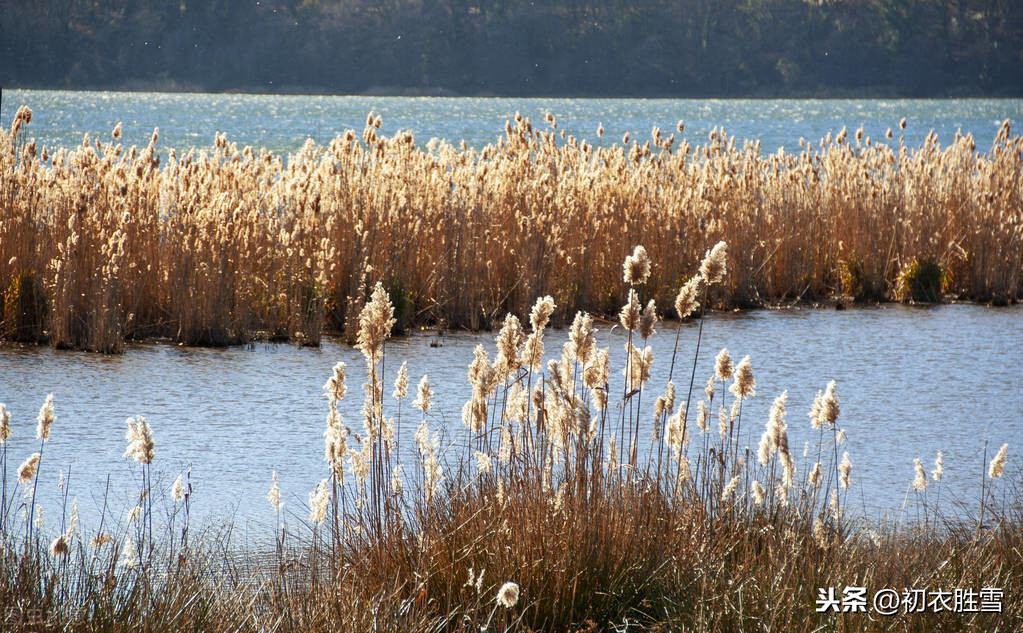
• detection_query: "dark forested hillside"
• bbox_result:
[1,0,1020,96]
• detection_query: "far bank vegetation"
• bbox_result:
[1,107,1021,351]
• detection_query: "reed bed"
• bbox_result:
[1,107,1022,351]
[1,244,1019,632]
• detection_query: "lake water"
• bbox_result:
[1,304,1020,535]
[2,90,1021,158]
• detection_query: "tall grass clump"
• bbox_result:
[1,244,1020,632]
[1,110,1022,350]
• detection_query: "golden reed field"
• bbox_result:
[1,106,1021,351]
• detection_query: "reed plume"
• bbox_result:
[497,581,520,608]
[17,452,40,483]
[267,471,283,513]
[839,452,852,489]
[989,443,1008,479]
[36,393,55,441]
[413,375,433,413]
[932,450,943,481]
[123,415,155,464]
[913,458,927,491]
[730,356,755,399]
[0,403,11,442]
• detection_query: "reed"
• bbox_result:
[1,244,1020,632]
[1,111,1021,351]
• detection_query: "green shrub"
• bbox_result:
[897,257,949,303]
[386,277,413,336]
[839,256,886,302]
[1,269,48,343]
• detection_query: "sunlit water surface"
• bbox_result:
[1,304,1020,537]
[3,90,1021,158]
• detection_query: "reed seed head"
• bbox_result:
[10,105,32,137]
[268,471,283,513]
[699,241,727,285]
[696,400,709,433]
[50,535,68,557]
[813,518,827,546]
[413,375,433,413]
[751,480,765,504]
[623,343,653,390]
[809,461,822,487]
[619,289,641,332]
[324,411,348,481]
[820,381,839,427]
[391,464,403,495]
[808,390,823,429]
[0,403,10,443]
[324,362,347,403]
[623,245,652,285]
[989,443,1008,479]
[529,296,555,332]
[721,475,741,503]
[568,311,596,364]
[520,332,545,371]
[583,347,610,390]
[665,408,685,455]
[757,430,772,467]
[639,300,658,339]
[119,538,138,568]
[497,581,520,608]
[123,415,155,464]
[18,453,41,483]
[674,275,701,319]
[474,450,492,475]
[912,458,927,491]
[714,348,734,382]
[730,355,755,399]
[36,393,55,441]
[932,450,943,481]
[468,344,497,396]
[356,283,396,362]
[172,474,185,502]
[495,314,525,377]
[839,451,852,489]
[393,361,409,400]
[308,478,330,525]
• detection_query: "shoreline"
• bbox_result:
[2,296,1020,353]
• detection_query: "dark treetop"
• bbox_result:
[2,0,1021,97]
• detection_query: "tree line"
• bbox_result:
[1,0,1020,96]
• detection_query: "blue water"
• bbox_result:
[1,304,1021,536]
[3,90,1020,159]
